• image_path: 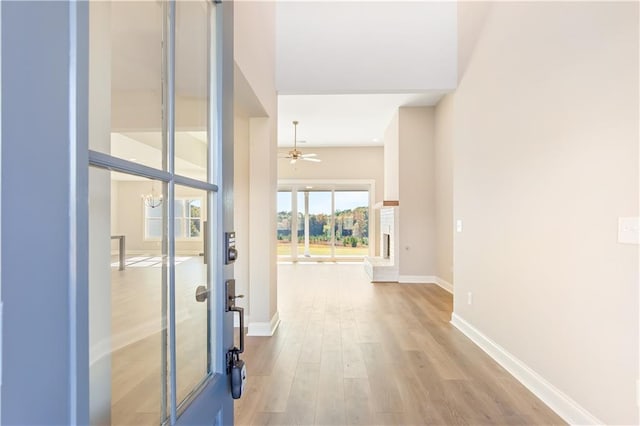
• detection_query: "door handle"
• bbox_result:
[195,285,208,302]
[226,279,245,353]
[230,305,245,354]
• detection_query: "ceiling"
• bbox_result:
[277,92,447,147]
[109,1,459,150]
[275,1,458,148]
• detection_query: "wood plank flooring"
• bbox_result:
[235,263,565,426]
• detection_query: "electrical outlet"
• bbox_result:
[467,292,473,305]
[618,217,640,244]
[456,219,463,233]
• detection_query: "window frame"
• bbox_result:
[143,196,204,242]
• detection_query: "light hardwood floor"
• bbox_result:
[235,263,565,426]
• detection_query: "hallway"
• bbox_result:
[234,264,564,425]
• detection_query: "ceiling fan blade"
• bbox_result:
[300,153,317,158]
[302,157,321,162]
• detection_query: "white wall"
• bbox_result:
[434,95,454,285]
[235,1,276,116]
[278,146,383,202]
[234,0,279,334]
[383,113,399,201]
[398,107,436,278]
[88,4,112,424]
[233,115,250,315]
[452,3,638,424]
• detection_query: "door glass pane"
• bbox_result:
[299,191,332,258]
[175,185,210,405]
[277,191,292,257]
[89,168,168,425]
[335,191,369,257]
[175,0,210,181]
[89,1,164,171]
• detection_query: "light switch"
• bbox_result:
[456,219,463,233]
[618,217,640,244]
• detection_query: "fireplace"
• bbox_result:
[383,233,391,259]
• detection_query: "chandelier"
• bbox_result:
[142,183,163,208]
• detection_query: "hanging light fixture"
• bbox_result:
[278,120,321,164]
[142,183,163,208]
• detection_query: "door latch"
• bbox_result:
[227,349,246,399]
[226,279,246,399]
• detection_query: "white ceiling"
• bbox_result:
[275,1,458,148]
[278,92,446,147]
[109,1,459,150]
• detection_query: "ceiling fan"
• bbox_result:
[280,121,321,164]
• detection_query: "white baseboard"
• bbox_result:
[247,311,281,337]
[398,275,435,284]
[397,275,453,294]
[434,277,453,294]
[370,269,399,282]
[450,313,603,425]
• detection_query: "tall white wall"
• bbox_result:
[278,146,383,201]
[383,113,399,201]
[452,3,638,424]
[88,3,112,424]
[398,107,436,278]
[234,0,278,334]
[248,118,278,333]
[233,114,250,316]
[434,95,454,285]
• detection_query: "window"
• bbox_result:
[145,198,203,240]
[276,185,371,259]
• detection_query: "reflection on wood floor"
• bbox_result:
[235,263,565,426]
[110,255,209,425]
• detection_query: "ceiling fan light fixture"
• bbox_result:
[279,120,322,165]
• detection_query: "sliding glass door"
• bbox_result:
[277,185,371,261]
[334,190,369,257]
